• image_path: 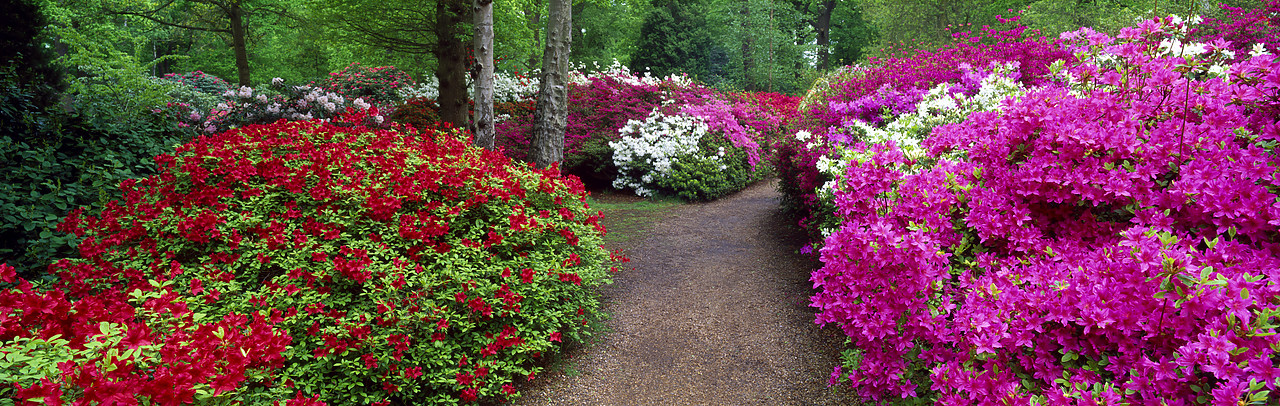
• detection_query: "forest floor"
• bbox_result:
[512,179,858,405]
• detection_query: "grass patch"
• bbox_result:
[585,190,684,246]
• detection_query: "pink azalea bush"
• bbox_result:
[776,17,1070,246]
[2,111,623,404]
[808,15,1280,404]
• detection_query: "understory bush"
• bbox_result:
[797,12,1280,405]
[318,63,414,109]
[2,31,198,280]
[609,108,764,201]
[2,114,621,405]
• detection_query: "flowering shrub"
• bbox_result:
[6,115,621,404]
[388,97,445,132]
[1192,1,1280,62]
[776,18,1068,247]
[193,82,387,134]
[811,15,1280,404]
[318,63,413,109]
[158,71,234,95]
[610,110,760,201]
[495,63,711,184]
[803,16,1069,130]
[398,71,539,106]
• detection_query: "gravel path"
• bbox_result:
[513,180,856,405]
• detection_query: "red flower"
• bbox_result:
[404,366,423,379]
[549,331,562,342]
[460,388,478,402]
[14,378,63,406]
[455,372,474,386]
[1,263,17,283]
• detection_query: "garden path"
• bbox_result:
[512,179,856,405]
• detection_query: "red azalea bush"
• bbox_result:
[813,16,1280,404]
[388,97,446,132]
[4,113,620,404]
[319,63,415,109]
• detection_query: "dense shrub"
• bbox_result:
[194,82,389,134]
[159,71,234,96]
[808,16,1280,404]
[388,97,445,132]
[777,17,1068,246]
[318,63,414,109]
[495,63,790,199]
[4,114,621,404]
[608,110,762,201]
[1192,0,1280,62]
[1,36,198,279]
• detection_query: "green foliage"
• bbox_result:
[630,0,733,84]
[158,70,235,95]
[0,1,195,279]
[660,137,763,202]
[1,0,64,110]
[829,1,878,66]
[562,136,618,190]
[571,0,651,67]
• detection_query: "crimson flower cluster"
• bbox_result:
[4,110,620,404]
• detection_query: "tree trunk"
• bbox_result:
[815,0,835,71]
[435,0,471,129]
[741,0,756,91]
[472,0,495,149]
[228,1,251,86]
[528,0,543,70]
[531,0,571,170]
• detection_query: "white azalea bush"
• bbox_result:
[398,71,542,105]
[610,109,760,201]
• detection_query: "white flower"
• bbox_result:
[795,130,811,141]
[272,77,284,86]
[1251,43,1272,58]
[353,98,371,110]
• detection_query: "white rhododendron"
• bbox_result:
[610,109,711,197]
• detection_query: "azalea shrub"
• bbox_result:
[609,110,760,201]
[388,97,445,131]
[804,14,1280,405]
[3,113,622,404]
[318,63,414,109]
[158,71,234,96]
[496,63,793,199]
[777,16,1068,248]
[192,82,389,134]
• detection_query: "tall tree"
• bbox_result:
[435,0,472,128]
[314,0,473,128]
[530,0,571,169]
[113,0,295,85]
[473,0,495,149]
[793,0,839,70]
[630,0,727,82]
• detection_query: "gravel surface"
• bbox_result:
[512,179,857,405]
